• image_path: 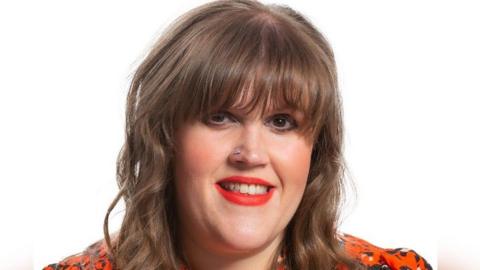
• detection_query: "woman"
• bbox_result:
[43,0,431,269]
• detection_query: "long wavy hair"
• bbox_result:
[102,0,361,269]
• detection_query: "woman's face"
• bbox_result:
[174,99,314,257]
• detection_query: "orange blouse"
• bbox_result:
[42,233,432,270]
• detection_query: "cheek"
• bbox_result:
[272,138,313,201]
[174,126,226,183]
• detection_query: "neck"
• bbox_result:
[179,233,284,270]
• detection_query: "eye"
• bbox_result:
[267,114,298,132]
[204,111,236,126]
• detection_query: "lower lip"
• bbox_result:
[214,184,274,206]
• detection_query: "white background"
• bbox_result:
[1,0,479,269]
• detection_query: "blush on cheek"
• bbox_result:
[283,142,312,177]
[177,127,224,180]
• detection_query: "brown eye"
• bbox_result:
[205,111,235,125]
[268,114,297,131]
[211,114,226,123]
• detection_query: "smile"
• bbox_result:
[218,182,270,195]
[215,176,275,206]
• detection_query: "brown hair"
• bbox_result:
[103,0,361,269]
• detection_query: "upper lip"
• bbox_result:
[217,176,275,187]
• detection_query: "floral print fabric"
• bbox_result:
[43,233,432,270]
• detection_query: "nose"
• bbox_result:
[228,124,269,168]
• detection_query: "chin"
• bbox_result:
[214,227,279,255]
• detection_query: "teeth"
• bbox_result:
[240,184,248,193]
[248,185,256,194]
[220,182,269,195]
[256,185,267,194]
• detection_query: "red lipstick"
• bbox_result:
[215,176,275,206]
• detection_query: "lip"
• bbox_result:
[215,176,275,206]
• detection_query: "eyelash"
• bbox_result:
[204,111,298,132]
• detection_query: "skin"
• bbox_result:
[173,100,314,270]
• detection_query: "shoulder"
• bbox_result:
[42,234,432,270]
[42,240,114,270]
[338,233,432,270]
